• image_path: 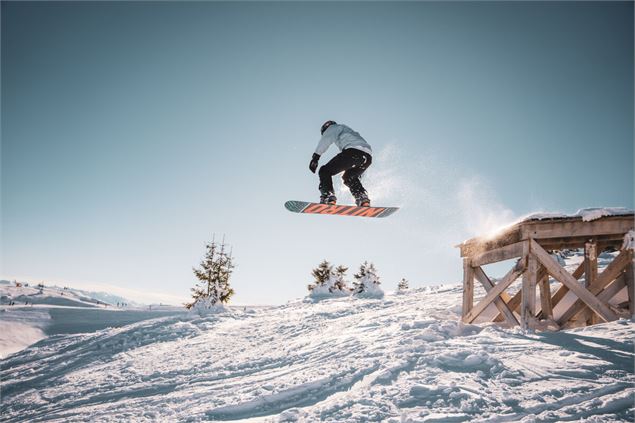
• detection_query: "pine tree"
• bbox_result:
[308,260,333,292]
[398,278,409,291]
[353,261,381,294]
[186,236,235,309]
[333,265,349,292]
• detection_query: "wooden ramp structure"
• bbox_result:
[458,213,634,330]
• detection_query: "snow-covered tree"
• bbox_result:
[308,260,332,292]
[333,265,350,292]
[353,261,384,298]
[186,237,235,310]
[307,260,349,298]
[397,278,409,291]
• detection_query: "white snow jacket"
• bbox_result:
[314,124,372,156]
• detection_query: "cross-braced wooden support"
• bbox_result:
[458,214,634,330]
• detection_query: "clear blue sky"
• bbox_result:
[2,2,633,305]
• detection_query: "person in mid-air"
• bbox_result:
[309,120,373,206]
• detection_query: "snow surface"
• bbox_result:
[2,280,633,422]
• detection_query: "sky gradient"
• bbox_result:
[2,1,633,304]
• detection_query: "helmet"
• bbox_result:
[320,120,336,135]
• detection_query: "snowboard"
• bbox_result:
[285,200,399,218]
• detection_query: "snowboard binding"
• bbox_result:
[354,193,371,207]
[319,193,337,205]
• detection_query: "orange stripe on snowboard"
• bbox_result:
[302,204,386,217]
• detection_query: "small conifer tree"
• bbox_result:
[333,265,350,292]
[308,260,333,292]
[398,278,409,291]
[353,261,382,295]
[186,236,235,309]
[308,261,350,295]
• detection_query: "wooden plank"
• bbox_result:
[531,239,618,323]
[494,289,521,322]
[538,236,624,252]
[522,217,634,241]
[463,260,525,324]
[462,259,474,318]
[494,254,546,322]
[583,241,598,324]
[569,276,627,323]
[624,259,634,318]
[596,275,626,304]
[556,248,632,325]
[521,247,538,330]
[550,261,585,310]
[538,270,553,319]
[471,242,524,267]
[459,225,524,257]
[473,266,519,326]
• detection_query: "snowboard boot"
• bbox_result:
[354,193,370,207]
[320,193,337,205]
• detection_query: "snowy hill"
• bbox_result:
[0,280,114,308]
[0,281,186,358]
[2,282,633,422]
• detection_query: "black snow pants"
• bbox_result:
[318,148,372,198]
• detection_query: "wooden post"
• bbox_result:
[521,241,536,331]
[462,258,474,320]
[625,252,634,318]
[583,241,598,325]
[538,268,553,320]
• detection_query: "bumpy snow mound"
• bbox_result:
[353,278,384,299]
[189,297,229,316]
[306,275,350,300]
[2,285,633,422]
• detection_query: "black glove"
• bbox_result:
[309,153,320,173]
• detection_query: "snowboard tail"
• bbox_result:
[285,201,398,218]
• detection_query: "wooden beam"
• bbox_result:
[521,246,538,330]
[567,275,628,324]
[538,270,553,320]
[462,258,474,318]
[531,239,618,323]
[522,217,634,241]
[556,249,632,325]
[495,289,521,322]
[537,236,624,252]
[623,257,634,318]
[494,260,547,322]
[471,242,524,267]
[583,241,598,324]
[550,261,585,311]
[463,259,525,324]
[596,275,626,305]
[473,266,519,326]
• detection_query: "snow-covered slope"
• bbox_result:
[0,280,108,308]
[0,282,186,358]
[2,284,633,422]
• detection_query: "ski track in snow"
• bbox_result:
[1,285,634,422]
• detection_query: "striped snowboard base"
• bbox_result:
[284,201,399,218]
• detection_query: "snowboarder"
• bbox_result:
[309,121,373,206]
